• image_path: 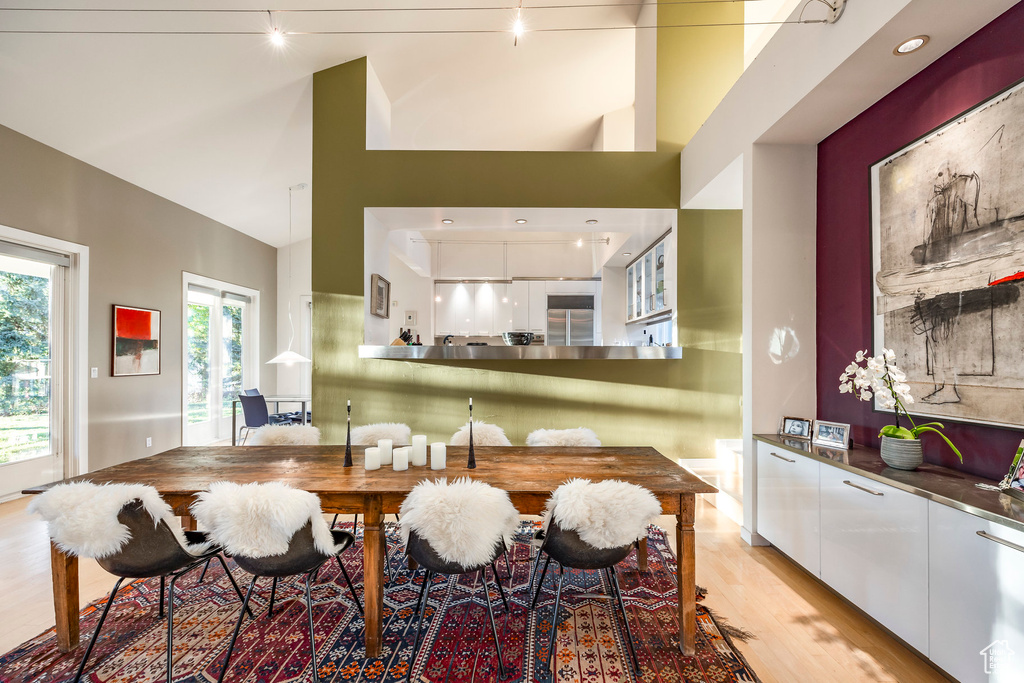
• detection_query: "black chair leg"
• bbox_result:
[303,574,320,682]
[352,514,359,534]
[212,555,254,618]
[158,575,166,618]
[331,514,339,529]
[480,569,508,679]
[198,557,212,583]
[217,576,258,683]
[531,555,551,609]
[383,535,393,583]
[546,567,565,675]
[267,577,279,619]
[166,572,186,683]
[73,577,125,683]
[489,561,509,612]
[336,555,364,615]
[528,547,545,598]
[609,566,640,674]
[410,569,432,679]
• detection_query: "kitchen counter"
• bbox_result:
[358,345,682,360]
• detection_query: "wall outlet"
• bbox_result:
[146,437,152,448]
[90,367,98,378]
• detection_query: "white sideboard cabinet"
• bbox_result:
[755,441,821,575]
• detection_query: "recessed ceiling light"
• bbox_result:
[441,218,453,224]
[585,219,598,225]
[894,35,929,55]
[622,252,632,257]
[515,219,527,224]
[268,27,286,47]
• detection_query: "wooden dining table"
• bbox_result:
[24,445,716,659]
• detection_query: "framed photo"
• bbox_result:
[370,274,391,319]
[871,78,1024,428]
[779,416,812,439]
[112,304,161,376]
[1000,439,1024,504]
[812,420,850,449]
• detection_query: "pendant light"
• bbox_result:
[267,183,312,365]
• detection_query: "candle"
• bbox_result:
[411,435,428,466]
[364,447,381,470]
[393,446,410,471]
[431,442,447,470]
[378,439,393,465]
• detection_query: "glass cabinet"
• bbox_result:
[626,234,670,321]
[626,264,635,320]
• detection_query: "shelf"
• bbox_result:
[358,345,682,360]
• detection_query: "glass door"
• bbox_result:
[0,250,64,490]
[185,286,252,445]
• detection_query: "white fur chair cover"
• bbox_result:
[449,421,512,447]
[248,424,321,446]
[27,482,210,558]
[351,422,411,446]
[542,478,661,550]
[526,427,601,447]
[191,481,342,558]
[399,478,519,569]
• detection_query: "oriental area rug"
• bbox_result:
[0,524,759,683]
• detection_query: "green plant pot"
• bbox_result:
[880,435,923,471]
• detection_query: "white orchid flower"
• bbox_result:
[859,388,873,401]
[839,382,854,393]
[889,367,907,383]
[844,362,858,376]
[855,350,866,362]
[884,348,896,361]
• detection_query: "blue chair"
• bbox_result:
[237,393,297,445]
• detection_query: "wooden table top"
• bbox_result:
[24,445,716,514]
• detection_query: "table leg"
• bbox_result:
[363,496,384,658]
[181,514,198,531]
[51,542,79,653]
[231,401,238,446]
[637,537,648,572]
[677,494,696,656]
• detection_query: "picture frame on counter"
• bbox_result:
[779,416,812,439]
[370,274,391,319]
[999,439,1024,504]
[812,420,851,449]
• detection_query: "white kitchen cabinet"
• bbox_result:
[528,281,547,335]
[474,282,496,336]
[509,281,529,332]
[445,282,474,336]
[755,441,821,575]
[929,502,1024,683]
[819,466,929,654]
[545,280,597,294]
[434,283,458,336]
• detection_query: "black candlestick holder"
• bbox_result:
[344,403,353,467]
[467,404,476,469]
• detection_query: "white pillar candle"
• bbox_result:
[393,446,410,471]
[431,442,447,470]
[411,435,428,466]
[364,447,381,471]
[378,439,393,465]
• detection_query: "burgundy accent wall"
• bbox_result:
[816,2,1024,481]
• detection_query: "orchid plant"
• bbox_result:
[840,348,963,462]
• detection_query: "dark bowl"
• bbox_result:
[501,332,534,346]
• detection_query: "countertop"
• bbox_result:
[359,345,682,360]
[754,433,1024,533]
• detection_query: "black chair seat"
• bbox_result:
[407,530,502,575]
[231,522,356,578]
[540,521,632,570]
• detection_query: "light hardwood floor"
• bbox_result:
[0,495,948,682]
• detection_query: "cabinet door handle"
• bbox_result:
[770,452,796,463]
[843,480,884,496]
[977,530,1024,554]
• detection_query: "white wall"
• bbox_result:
[276,237,312,396]
[363,210,391,345]
[388,252,434,343]
[601,266,628,345]
[365,60,392,151]
[434,242,607,279]
[634,0,657,152]
[743,0,803,69]
[592,105,636,152]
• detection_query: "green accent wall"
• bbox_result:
[311,17,743,459]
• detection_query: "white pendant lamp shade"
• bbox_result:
[268,183,311,365]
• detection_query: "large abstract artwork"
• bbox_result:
[112,305,161,377]
[872,80,1024,427]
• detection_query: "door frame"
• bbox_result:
[0,224,89,493]
[181,272,260,446]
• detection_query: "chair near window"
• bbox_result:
[28,482,250,683]
[529,479,662,677]
[236,392,297,444]
[191,481,363,683]
[399,478,520,680]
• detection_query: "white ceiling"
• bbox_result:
[0,1,640,247]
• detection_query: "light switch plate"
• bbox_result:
[146,437,152,447]
[405,311,417,326]
[90,367,98,378]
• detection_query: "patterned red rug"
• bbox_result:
[0,524,758,682]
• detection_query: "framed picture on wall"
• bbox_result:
[112,304,161,376]
[812,420,850,449]
[370,274,391,319]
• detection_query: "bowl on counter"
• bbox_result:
[501,332,534,346]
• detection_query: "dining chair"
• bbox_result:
[525,427,601,447]
[400,478,520,680]
[529,478,662,677]
[236,392,298,444]
[450,420,512,446]
[191,481,363,683]
[28,482,250,683]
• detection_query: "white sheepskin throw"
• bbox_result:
[27,482,209,558]
[526,427,601,447]
[248,424,321,446]
[191,481,340,558]
[542,478,661,550]
[400,478,519,569]
[351,422,411,446]
[449,421,512,447]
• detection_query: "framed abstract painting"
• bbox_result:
[112,305,161,376]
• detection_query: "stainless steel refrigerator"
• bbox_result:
[546,295,595,346]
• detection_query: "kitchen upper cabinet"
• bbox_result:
[755,441,820,575]
[509,281,529,332]
[435,283,458,336]
[528,281,546,335]
[445,282,474,336]
[627,235,670,321]
[474,282,496,336]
